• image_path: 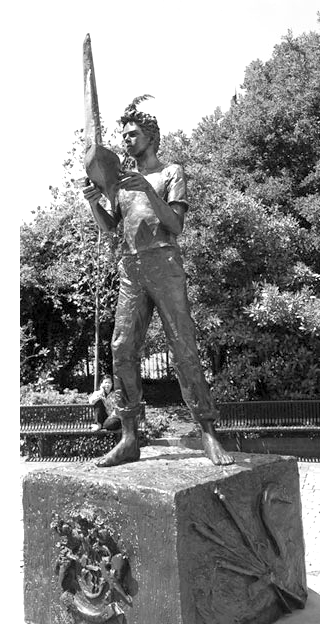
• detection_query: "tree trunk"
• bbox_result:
[86,347,90,379]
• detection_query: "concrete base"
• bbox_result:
[23,446,307,624]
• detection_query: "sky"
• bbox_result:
[7,0,320,222]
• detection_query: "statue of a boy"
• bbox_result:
[83,100,234,468]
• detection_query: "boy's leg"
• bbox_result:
[97,257,153,467]
[146,249,234,466]
[103,415,122,432]
[113,258,154,419]
[95,400,107,425]
[91,399,107,431]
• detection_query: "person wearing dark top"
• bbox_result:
[89,375,121,433]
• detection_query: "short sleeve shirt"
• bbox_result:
[116,163,188,255]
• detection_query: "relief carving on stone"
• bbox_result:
[192,482,307,622]
[51,511,133,623]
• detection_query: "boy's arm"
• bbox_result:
[118,173,185,235]
[89,390,102,404]
[145,189,186,234]
[83,184,120,232]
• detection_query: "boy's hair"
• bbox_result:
[120,94,160,153]
[100,374,112,386]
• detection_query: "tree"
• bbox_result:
[21,25,320,400]
[20,131,121,388]
[214,30,320,218]
[155,26,320,399]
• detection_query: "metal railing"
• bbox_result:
[20,400,320,461]
[20,403,146,434]
[20,404,95,433]
[141,352,171,379]
[20,400,320,433]
[217,400,320,429]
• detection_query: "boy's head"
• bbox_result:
[100,375,113,393]
[120,95,160,153]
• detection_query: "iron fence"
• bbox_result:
[20,404,95,433]
[141,352,171,379]
[20,400,320,433]
[218,400,320,428]
[20,400,320,461]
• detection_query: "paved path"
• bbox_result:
[20,457,320,616]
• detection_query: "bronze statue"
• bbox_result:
[82,34,233,467]
[83,98,234,468]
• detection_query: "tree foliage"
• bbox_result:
[157,26,320,400]
[21,26,320,400]
[20,130,121,388]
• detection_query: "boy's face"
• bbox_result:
[122,121,152,157]
[101,378,112,394]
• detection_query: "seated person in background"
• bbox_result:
[89,375,122,432]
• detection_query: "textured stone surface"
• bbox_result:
[23,447,307,624]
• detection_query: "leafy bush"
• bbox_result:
[139,410,172,446]
[20,384,88,405]
[21,433,118,459]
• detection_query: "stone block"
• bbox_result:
[23,447,307,624]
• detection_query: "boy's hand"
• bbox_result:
[117,172,155,195]
[83,184,102,205]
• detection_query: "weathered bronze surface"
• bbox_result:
[82,42,234,466]
[83,33,101,149]
[192,484,306,617]
[51,511,132,623]
[23,450,307,623]
[83,34,120,209]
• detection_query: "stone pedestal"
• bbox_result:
[23,447,307,624]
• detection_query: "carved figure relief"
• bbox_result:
[192,482,307,622]
[51,511,133,623]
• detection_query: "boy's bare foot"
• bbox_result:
[96,419,140,467]
[200,421,235,466]
[96,435,140,467]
